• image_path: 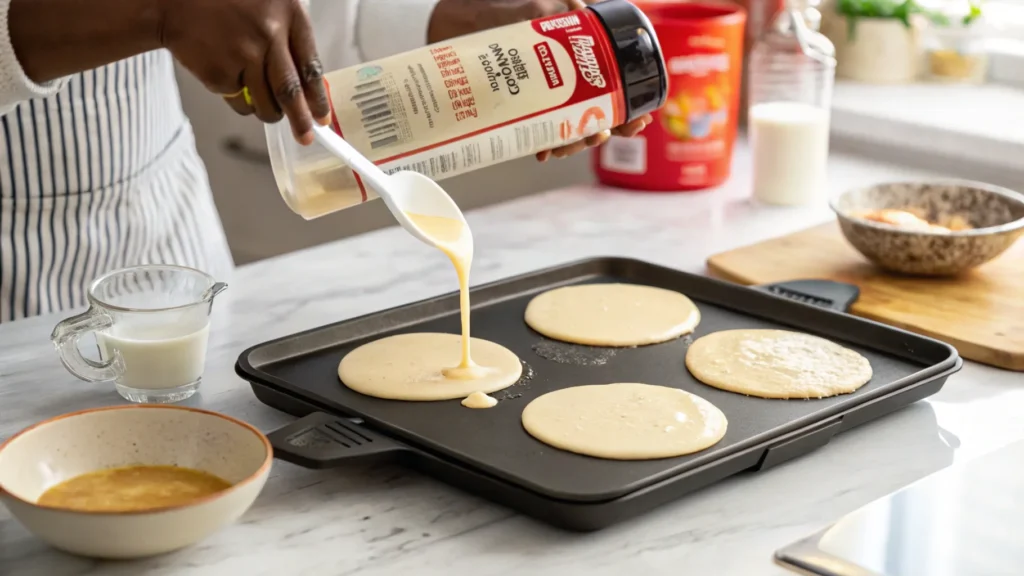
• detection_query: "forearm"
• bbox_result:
[8,0,162,83]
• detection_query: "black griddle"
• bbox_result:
[237,257,962,531]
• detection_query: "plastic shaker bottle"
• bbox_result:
[266,0,668,220]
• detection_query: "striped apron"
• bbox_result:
[0,51,234,323]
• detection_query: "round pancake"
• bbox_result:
[686,329,873,399]
[524,283,700,347]
[521,383,727,460]
[338,333,522,401]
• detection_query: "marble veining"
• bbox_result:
[3,144,1024,575]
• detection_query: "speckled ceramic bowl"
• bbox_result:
[831,180,1024,276]
[0,405,272,559]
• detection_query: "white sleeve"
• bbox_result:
[308,0,439,71]
[0,0,67,115]
[355,0,440,61]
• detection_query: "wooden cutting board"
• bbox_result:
[707,222,1024,371]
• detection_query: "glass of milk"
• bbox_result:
[51,265,227,403]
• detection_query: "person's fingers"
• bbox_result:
[217,70,252,116]
[565,0,588,9]
[540,128,612,161]
[267,39,315,145]
[612,115,653,138]
[561,141,589,157]
[551,129,611,158]
[613,121,645,138]
[550,140,590,159]
[220,70,253,116]
[244,57,284,125]
[584,130,612,148]
[290,10,331,125]
[535,112,652,163]
[513,0,568,21]
[223,91,254,116]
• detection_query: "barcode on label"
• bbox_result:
[353,79,400,150]
[600,136,647,175]
[390,152,461,178]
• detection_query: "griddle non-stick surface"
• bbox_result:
[238,258,959,503]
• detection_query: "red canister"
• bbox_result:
[593,2,747,191]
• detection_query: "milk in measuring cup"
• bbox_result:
[97,322,210,391]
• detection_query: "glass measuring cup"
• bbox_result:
[51,265,227,403]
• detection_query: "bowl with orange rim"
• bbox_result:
[0,405,273,559]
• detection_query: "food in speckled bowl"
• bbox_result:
[831,181,1024,276]
[0,405,271,559]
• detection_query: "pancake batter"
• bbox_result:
[405,212,482,379]
[461,391,498,409]
[338,333,522,400]
[524,284,700,347]
[521,383,728,460]
[686,329,873,399]
[338,213,520,400]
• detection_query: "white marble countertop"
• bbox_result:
[3,143,1024,575]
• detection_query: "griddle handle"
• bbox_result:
[268,412,408,469]
[756,280,859,313]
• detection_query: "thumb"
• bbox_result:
[564,0,588,9]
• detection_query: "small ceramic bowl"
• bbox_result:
[0,405,272,559]
[831,180,1024,275]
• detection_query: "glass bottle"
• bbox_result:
[747,0,836,206]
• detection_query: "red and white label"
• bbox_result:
[534,42,564,89]
[568,35,608,89]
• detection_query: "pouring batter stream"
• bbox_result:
[404,212,484,380]
[335,213,522,402]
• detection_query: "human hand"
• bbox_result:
[428,0,652,162]
[158,0,330,145]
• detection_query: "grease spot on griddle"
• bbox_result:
[531,339,617,366]
[496,360,534,401]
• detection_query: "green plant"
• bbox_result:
[835,0,981,37]
[963,2,983,25]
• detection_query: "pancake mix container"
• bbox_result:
[593,2,747,191]
[266,0,667,219]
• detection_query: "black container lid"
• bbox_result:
[587,0,668,122]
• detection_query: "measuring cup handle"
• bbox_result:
[50,308,123,382]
